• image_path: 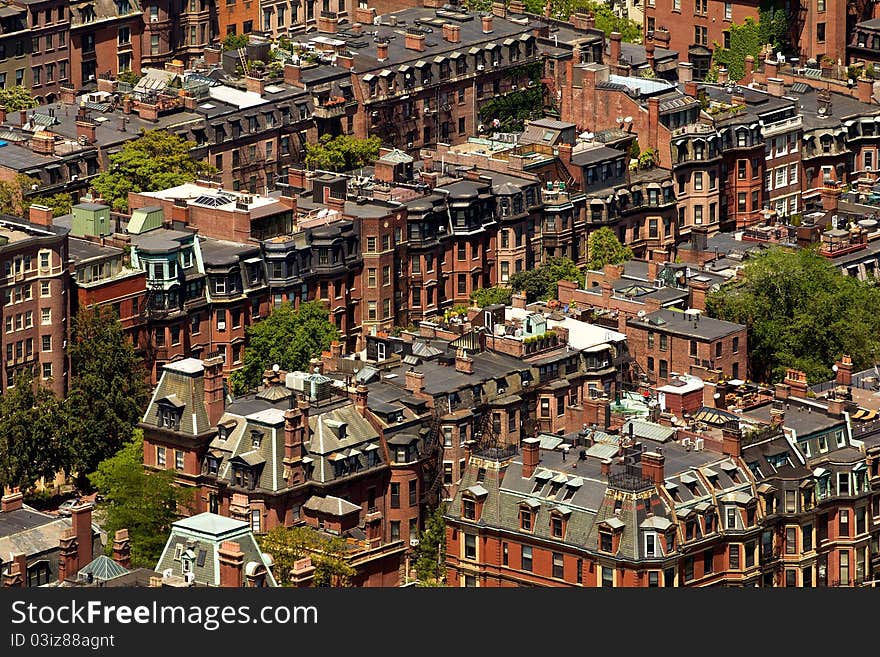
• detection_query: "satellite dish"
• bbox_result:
[272,363,280,373]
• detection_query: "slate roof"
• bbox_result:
[77,555,130,582]
[141,360,212,436]
[307,405,383,484]
[303,495,361,517]
[155,513,277,587]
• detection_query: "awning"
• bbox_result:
[450,51,464,59]
[433,55,446,64]
[414,60,429,68]
[362,73,376,82]
[379,69,394,77]
[502,38,516,46]
[583,342,612,353]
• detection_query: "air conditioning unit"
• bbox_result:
[867,166,873,171]
[183,572,195,584]
[217,321,226,330]
[492,60,500,67]
[476,64,485,71]
[409,537,420,547]
[407,142,413,148]
[522,380,531,387]
[497,387,506,394]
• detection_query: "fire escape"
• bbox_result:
[420,407,445,508]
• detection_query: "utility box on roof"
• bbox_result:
[71,202,111,238]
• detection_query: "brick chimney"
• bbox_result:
[512,290,527,309]
[774,382,790,400]
[684,80,698,98]
[72,502,94,571]
[521,437,540,478]
[245,74,265,96]
[836,355,853,386]
[337,53,354,69]
[689,278,711,312]
[57,529,78,583]
[641,451,665,484]
[764,59,779,79]
[491,1,506,17]
[28,204,54,227]
[678,62,693,83]
[609,31,621,65]
[601,458,612,477]
[0,104,6,123]
[355,384,369,416]
[1,489,23,512]
[284,63,302,87]
[405,29,426,52]
[405,370,425,395]
[377,39,389,61]
[76,119,97,144]
[203,353,226,427]
[31,131,55,155]
[317,11,337,34]
[826,397,845,418]
[783,368,809,396]
[112,529,131,569]
[821,182,841,213]
[509,0,525,13]
[743,55,755,84]
[481,14,493,33]
[645,37,655,72]
[442,23,460,44]
[858,76,874,105]
[204,45,221,66]
[766,77,785,97]
[721,424,742,458]
[455,349,474,374]
[717,67,729,84]
[218,540,244,587]
[60,86,77,105]
[2,553,25,587]
[647,96,659,151]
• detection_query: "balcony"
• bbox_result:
[761,115,803,138]
[313,96,350,120]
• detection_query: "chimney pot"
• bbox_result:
[521,437,540,478]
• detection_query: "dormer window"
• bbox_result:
[157,401,181,430]
[206,457,219,475]
[173,543,183,560]
[599,530,613,552]
[644,531,659,557]
[251,430,263,449]
[463,498,475,520]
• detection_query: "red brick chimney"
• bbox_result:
[521,437,540,478]
[28,204,54,227]
[76,119,97,144]
[689,279,711,312]
[858,76,874,105]
[684,80,698,97]
[764,59,779,79]
[783,368,809,397]
[337,53,354,69]
[377,39,389,61]
[766,77,785,97]
[31,131,55,155]
[455,349,474,374]
[1,488,23,512]
[821,183,841,213]
[204,45,221,66]
[57,529,78,583]
[512,291,527,309]
[218,541,244,587]
[2,553,25,587]
[774,382,790,400]
[609,31,621,65]
[601,458,612,477]
[491,1,506,17]
[355,384,369,416]
[721,425,742,458]
[203,353,226,427]
[442,23,460,44]
[0,104,7,123]
[826,397,845,418]
[405,370,425,395]
[245,74,265,96]
[641,451,665,484]
[284,63,302,87]
[645,37,655,72]
[647,96,659,151]
[72,502,94,572]
[836,355,853,386]
[317,12,337,34]
[405,29,426,51]
[481,14,493,33]
[743,55,755,84]
[60,86,77,105]
[112,529,131,569]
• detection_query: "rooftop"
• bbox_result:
[628,309,745,341]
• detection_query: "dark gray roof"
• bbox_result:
[199,237,259,266]
[627,309,745,341]
[742,400,845,439]
[570,145,625,166]
[68,237,123,263]
[141,359,212,436]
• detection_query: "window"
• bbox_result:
[250,509,261,533]
[157,446,166,466]
[803,524,813,552]
[600,531,613,552]
[737,192,747,213]
[694,172,703,190]
[42,362,52,379]
[659,334,668,351]
[40,281,50,297]
[367,268,376,288]
[690,340,698,357]
[551,516,563,538]
[502,543,509,566]
[659,360,668,379]
[645,532,657,557]
[818,0,825,10]
[817,22,825,42]
[520,509,532,531]
[703,550,713,574]
[216,309,226,331]
[785,526,797,554]
[838,473,850,496]
[40,308,51,324]
[464,534,476,560]
[175,450,184,470]
[683,557,694,582]
[390,482,400,509]
[521,546,533,572]
[463,498,475,520]
[602,567,614,587]
[724,1,732,19]
[552,553,564,579]
[839,550,849,585]
[728,544,740,570]
[856,507,866,535]
[839,509,849,536]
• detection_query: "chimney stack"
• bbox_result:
[641,451,665,485]
[442,23,460,44]
[405,29,426,52]
[721,424,742,458]
[774,382,790,400]
[766,77,785,98]
[521,437,540,478]
[481,14,493,33]
[645,37,655,72]
[2,553,26,587]
[28,204,54,227]
[0,104,6,123]
[377,39,389,61]
[218,540,245,587]
[203,353,226,427]
[783,368,809,396]
[454,349,474,374]
[826,397,845,418]
[355,384,369,416]
[58,529,78,583]
[1,488,23,513]
[405,370,425,395]
[112,529,132,569]
[609,31,622,65]
[836,355,853,386]
[76,118,97,145]
[717,67,729,84]
[245,74,265,96]
[601,458,612,477]
[512,290,527,309]
[678,62,693,83]
[72,502,94,573]
[858,76,874,105]
[743,55,755,84]
[284,63,303,87]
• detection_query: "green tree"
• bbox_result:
[470,286,513,308]
[90,130,215,212]
[222,33,250,52]
[0,86,38,111]
[0,175,40,217]
[706,246,880,384]
[304,134,382,172]
[31,193,72,217]
[66,306,150,486]
[230,301,339,395]
[509,256,586,303]
[117,70,142,86]
[587,226,633,271]
[258,525,356,587]
[414,504,447,585]
[88,431,192,568]
[478,87,543,133]
[0,369,67,492]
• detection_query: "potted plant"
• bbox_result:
[820,55,835,77]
